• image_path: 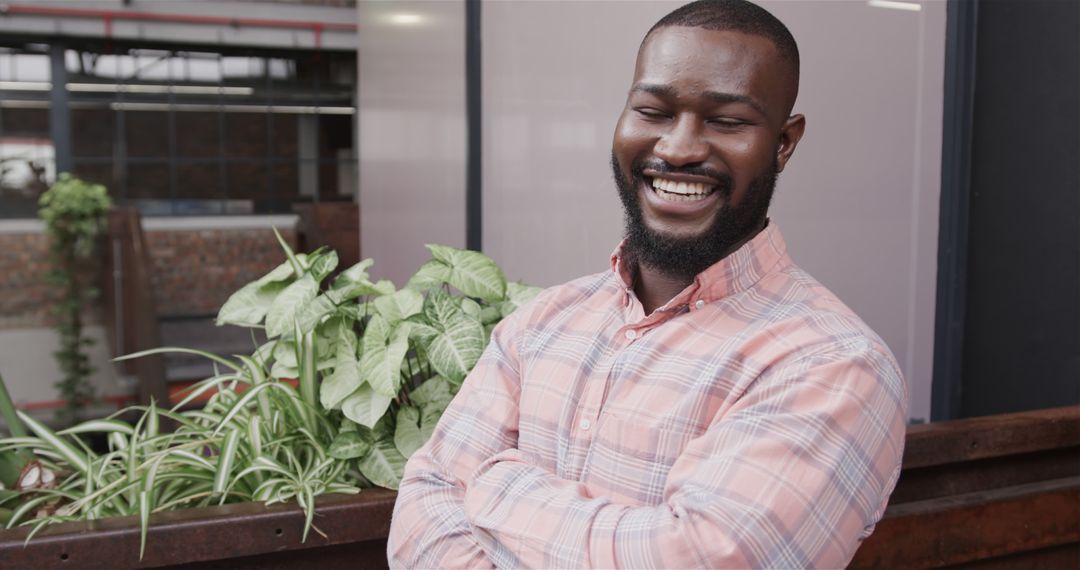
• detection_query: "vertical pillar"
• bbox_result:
[465,0,482,252]
[49,44,72,174]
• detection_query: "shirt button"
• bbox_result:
[579,419,591,430]
[624,329,638,340]
[695,300,706,309]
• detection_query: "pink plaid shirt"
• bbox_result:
[388,223,908,569]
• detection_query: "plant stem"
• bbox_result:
[0,371,27,438]
[299,331,318,434]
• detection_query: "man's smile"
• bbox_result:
[639,169,725,216]
[648,176,716,202]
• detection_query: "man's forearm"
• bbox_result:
[387,459,495,569]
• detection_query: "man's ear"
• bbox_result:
[776,114,806,173]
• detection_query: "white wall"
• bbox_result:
[0,326,124,414]
[357,0,467,285]
[479,0,945,421]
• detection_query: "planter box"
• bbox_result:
[2,407,1077,569]
[0,489,396,569]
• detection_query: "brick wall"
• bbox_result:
[146,228,297,317]
[0,226,297,329]
[0,231,59,329]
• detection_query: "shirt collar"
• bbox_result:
[610,221,789,310]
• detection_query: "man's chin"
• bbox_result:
[642,222,712,244]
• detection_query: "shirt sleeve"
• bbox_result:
[462,342,908,569]
[386,309,526,569]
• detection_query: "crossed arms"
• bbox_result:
[387,314,908,569]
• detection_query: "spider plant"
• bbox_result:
[0,331,358,558]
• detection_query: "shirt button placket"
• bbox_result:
[624,329,638,340]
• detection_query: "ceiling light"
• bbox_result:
[868,0,922,11]
[388,13,423,26]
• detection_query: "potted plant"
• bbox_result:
[0,232,539,566]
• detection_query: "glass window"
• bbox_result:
[2,43,357,218]
[0,46,53,217]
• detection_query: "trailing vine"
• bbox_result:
[37,173,111,425]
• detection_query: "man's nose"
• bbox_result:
[654,117,708,166]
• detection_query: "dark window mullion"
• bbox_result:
[166,51,179,215]
[218,54,228,207]
[265,57,274,212]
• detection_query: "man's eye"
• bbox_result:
[636,108,668,119]
[709,118,746,128]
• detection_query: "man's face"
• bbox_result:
[612,25,804,279]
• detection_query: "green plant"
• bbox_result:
[0,371,39,527]
[38,173,112,425]
[0,234,538,557]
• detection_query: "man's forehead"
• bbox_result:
[633,26,796,115]
[637,26,780,75]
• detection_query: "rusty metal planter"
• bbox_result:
[2,407,1077,569]
[0,489,396,569]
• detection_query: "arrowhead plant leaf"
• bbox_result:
[357,435,407,490]
[359,316,411,397]
[265,274,318,337]
[216,281,289,327]
[341,383,392,428]
[425,244,507,302]
[405,259,451,291]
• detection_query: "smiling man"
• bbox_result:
[388,1,908,568]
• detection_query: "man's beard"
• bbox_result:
[612,152,778,282]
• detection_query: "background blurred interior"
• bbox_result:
[0,0,1076,426]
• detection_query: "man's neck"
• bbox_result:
[633,265,693,315]
[630,223,766,315]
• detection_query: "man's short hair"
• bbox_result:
[646,0,800,79]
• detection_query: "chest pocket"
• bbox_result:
[583,413,699,506]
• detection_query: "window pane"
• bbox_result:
[177,162,221,201]
[225,114,267,159]
[318,114,353,160]
[0,108,49,137]
[126,111,169,158]
[271,114,298,158]
[335,160,357,199]
[70,161,116,195]
[72,108,114,158]
[176,111,220,158]
[3,53,50,82]
[318,160,339,197]
[271,160,299,201]
[0,149,52,218]
[226,161,266,204]
[127,162,171,201]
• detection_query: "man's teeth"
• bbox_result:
[650,178,715,202]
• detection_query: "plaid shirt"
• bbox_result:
[388,223,908,569]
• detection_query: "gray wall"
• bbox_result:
[357,0,468,283]
[357,0,945,420]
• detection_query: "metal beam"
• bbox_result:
[48,43,72,174]
[931,0,979,421]
[465,0,482,252]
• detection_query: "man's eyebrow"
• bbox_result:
[631,83,767,116]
